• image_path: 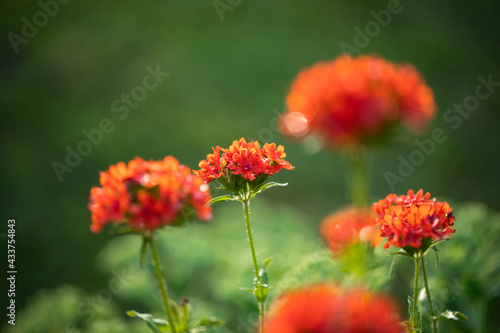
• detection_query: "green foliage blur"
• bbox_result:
[1,0,500,332]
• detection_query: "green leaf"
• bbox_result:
[253,281,270,303]
[127,310,170,333]
[421,238,448,257]
[249,173,269,190]
[216,176,234,192]
[433,247,440,269]
[239,287,254,294]
[436,310,468,322]
[249,181,287,199]
[169,300,181,327]
[206,195,238,205]
[263,256,273,269]
[258,267,270,287]
[389,253,401,279]
[407,296,422,332]
[179,299,191,329]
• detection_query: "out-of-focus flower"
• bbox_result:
[320,206,381,256]
[195,138,294,184]
[264,283,403,333]
[281,54,436,147]
[372,189,455,250]
[88,156,212,233]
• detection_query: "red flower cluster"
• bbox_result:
[282,55,436,147]
[264,283,403,333]
[320,206,381,256]
[195,138,294,183]
[88,156,212,233]
[372,189,456,250]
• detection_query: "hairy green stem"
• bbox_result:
[148,235,177,333]
[421,256,438,333]
[412,258,420,332]
[243,199,264,333]
[259,302,265,333]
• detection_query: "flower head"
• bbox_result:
[195,138,294,184]
[88,156,212,233]
[264,283,403,333]
[320,206,381,256]
[372,189,456,251]
[281,54,436,147]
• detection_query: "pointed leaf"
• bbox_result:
[259,267,269,287]
[179,299,191,330]
[216,176,234,192]
[437,310,468,322]
[422,239,448,257]
[263,256,273,269]
[254,281,271,303]
[206,195,237,205]
[169,300,181,327]
[407,296,422,332]
[239,287,254,294]
[389,253,401,279]
[249,173,269,190]
[127,310,170,333]
[433,247,440,269]
[249,181,287,199]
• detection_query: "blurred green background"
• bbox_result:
[1,0,500,332]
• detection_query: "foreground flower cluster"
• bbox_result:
[264,283,403,333]
[281,54,436,147]
[89,156,212,233]
[195,138,294,183]
[372,189,456,250]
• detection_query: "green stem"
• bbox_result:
[421,256,438,333]
[243,199,264,333]
[348,148,368,207]
[412,258,420,332]
[260,302,265,333]
[243,200,260,283]
[148,235,177,333]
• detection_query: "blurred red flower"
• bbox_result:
[88,156,212,233]
[320,206,382,256]
[281,54,436,147]
[195,138,294,183]
[264,283,403,333]
[372,189,455,250]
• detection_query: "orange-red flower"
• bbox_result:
[195,138,294,183]
[281,54,436,147]
[88,156,212,233]
[320,206,381,256]
[372,189,455,250]
[264,283,403,333]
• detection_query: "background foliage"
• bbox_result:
[1,0,499,332]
